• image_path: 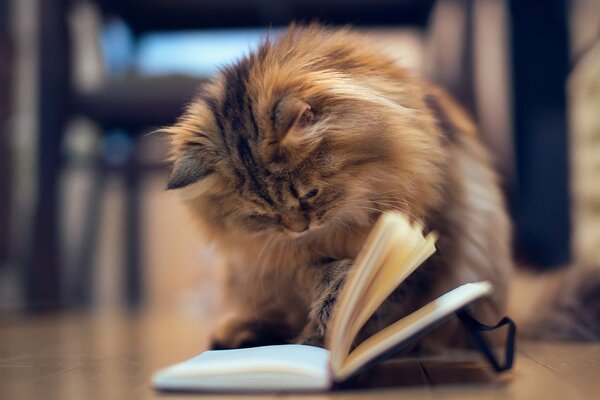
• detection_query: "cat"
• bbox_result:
[511,265,600,342]
[164,24,513,351]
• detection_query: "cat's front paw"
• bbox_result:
[209,317,290,350]
[297,322,326,348]
[296,259,354,347]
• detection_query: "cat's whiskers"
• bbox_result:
[248,235,281,313]
[368,195,425,220]
[366,200,429,232]
[331,215,353,235]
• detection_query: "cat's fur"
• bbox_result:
[511,265,600,341]
[165,25,512,350]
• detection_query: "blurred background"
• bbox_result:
[0,0,599,316]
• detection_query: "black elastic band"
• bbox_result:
[456,310,516,372]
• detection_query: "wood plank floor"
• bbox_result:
[1,312,599,399]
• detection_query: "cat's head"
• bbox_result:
[165,25,444,239]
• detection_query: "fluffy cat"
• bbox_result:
[164,25,512,351]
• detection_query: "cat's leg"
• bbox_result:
[210,312,296,350]
[209,263,307,350]
[297,256,451,352]
[297,259,354,347]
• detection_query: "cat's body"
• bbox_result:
[166,25,512,350]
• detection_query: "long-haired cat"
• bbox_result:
[164,24,512,351]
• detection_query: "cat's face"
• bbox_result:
[166,27,443,239]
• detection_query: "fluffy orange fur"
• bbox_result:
[165,25,512,350]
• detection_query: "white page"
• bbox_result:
[153,344,331,392]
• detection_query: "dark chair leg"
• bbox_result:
[509,0,571,268]
[124,145,142,309]
[72,160,106,307]
[0,2,12,267]
[25,0,69,310]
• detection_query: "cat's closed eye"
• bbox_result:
[303,188,319,199]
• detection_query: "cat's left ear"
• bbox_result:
[274,97,315,146]
[166,151,213,190]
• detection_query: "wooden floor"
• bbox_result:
[1,312,599,399]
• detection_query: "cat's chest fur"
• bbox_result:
[222,221,371,273]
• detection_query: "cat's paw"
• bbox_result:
[310,288,339,335]
[304,259,354,339]
[209,318,290,350]
[297,330,325,348]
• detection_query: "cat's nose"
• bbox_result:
[281,213,309,233]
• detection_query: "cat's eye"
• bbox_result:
[304,188,319,199]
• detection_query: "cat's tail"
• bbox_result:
[510,265,600,341]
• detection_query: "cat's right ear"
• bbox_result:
[273,97,315,146]
[166,151,214,190]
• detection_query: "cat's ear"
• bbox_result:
[273,97,315,146]
[166,151,214,190]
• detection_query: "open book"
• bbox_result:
[153,212,514,392]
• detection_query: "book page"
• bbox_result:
[327,213,436,373]
[153,344,331,392]
[347,233,437,345]
[334,282,494,381]
[326,214,397,353]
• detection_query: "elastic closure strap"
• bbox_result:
[456,310,516,372]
